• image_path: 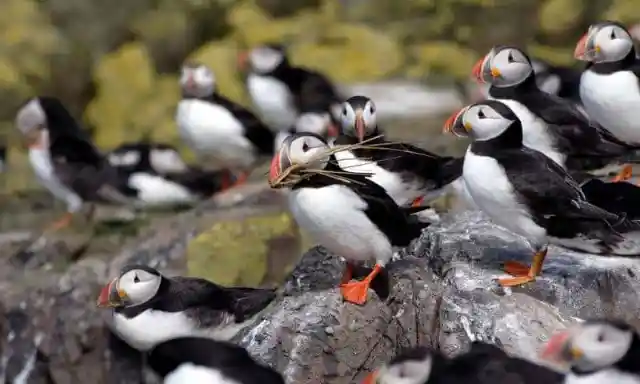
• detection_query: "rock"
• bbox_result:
[2,198,640,383]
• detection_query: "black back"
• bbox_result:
[37,96,103,166]
[109,142,179,173]
[148,337,284,383]
[292,156,431,246]
[115,274,276,325]
[334,133,463,190]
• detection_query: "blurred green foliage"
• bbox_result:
[0,0,638,152]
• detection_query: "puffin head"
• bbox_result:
[15,97,50,149]
[340,96,378,142]
[237,43,287,74]
[180,62,216,98]
[443,99,519,142]
[541,319,639,375]
[574,21,635,64]
[97,265,163,308]
[363,346,435,384]
[294,111,339,139]
[472,46,534,88]
[268,132,331,189]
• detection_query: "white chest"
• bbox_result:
[28,148,82,211]
[127,173,197,206]
[580,70,640,144]
[112,310,201,351]
[565,370,640,384]
[165,365,241,384]
[246,74,296,131]
[175,99,255,168]
[332,149,423,206]
[288,186,394,264]
[494,98,565,167]
[462,149,546,244]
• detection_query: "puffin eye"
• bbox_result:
[369,104,375,114]
[133,274,140,283]
[478,110,486,119]
[597,332,605,342]
[342,107,347,116]
[302,142,310,152]
[610,30,616,39]
[507,53,515,63]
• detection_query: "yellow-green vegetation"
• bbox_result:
[186,211,303,287]
[0,0,639,172]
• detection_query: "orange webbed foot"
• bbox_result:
[497,275,536,287]
[340,264,382,305]
[411,196,424,208]
[503,261,531,277]
[612,164,632,182]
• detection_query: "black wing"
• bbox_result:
[168,277,275,322]
[210,94,275,155]
[493,147,621,224]
[347,176,431,247]
[290,68,343,112]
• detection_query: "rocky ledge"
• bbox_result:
[1,196,640,383]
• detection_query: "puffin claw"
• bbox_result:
[503,261,531,277]
[497,275,536,287]
[411,196,424,208]
[340,280,371,305]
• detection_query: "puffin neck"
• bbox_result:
[589,49,638,74]
[115,276,171,317]
[469,119,524,156]
[488,74,538,99]
[259,59,291,80]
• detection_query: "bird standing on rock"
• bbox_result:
[268,132,430,305]
[237,43,343,135]
[175,62,274,190]
[541,319,640,384]
[472,45,636,182]
[575,21,640,180]
[96,265,276,351]
[333,95,463,208]
[148,337,284,384]
[444,100,640,287]
[14,96,140,233]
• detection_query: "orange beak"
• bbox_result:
[540,329,572,363]
[471,56,487,83]
[268,152,281,185]
[327,123,339,138]
[96,278,123,308]
[362,370,377,384]
[574,34,588,61]
[237,51,249,71]
[354,112,366,142]
[443,107,465,135]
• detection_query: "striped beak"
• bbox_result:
[574,32,599,61]
[97,277,128,308]
[540,329,583,366]
[443,106,471,137]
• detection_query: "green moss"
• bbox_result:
[538,0,583,35]
[406,41,478,80]
[186,211,301,287]
[605,0,640,23]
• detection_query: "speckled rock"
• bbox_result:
[3,203,640,383]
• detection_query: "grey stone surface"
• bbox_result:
[2,201,640,383]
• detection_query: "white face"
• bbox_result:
[180,64,216,97]
[457,103,514,141]
[108,151,141,167]
[249,46,284,74]
[587,24,634,63]
[484,47,533,88]
[294,112,332,136]
[374,356,433,384]
[283,134,330,170]
[150,149,188,173]
[340,99,377,141]
[117,268,162,306]
[570,322,633,372]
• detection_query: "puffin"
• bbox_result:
[541,319,640,384]
[107,142,190,175]
[332,95,463,208]
[237,43,343,133]
[444,99,640,287]
[175,62,274,189]
[471,45,636,182]
[14,96,139,232]
[96,265,276,351]
[274,104,341,152]
[363,342,563,384]
[148,337,284,384]
[464,57,583,104]
[268,132,431,305]
[574,21,640,181]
